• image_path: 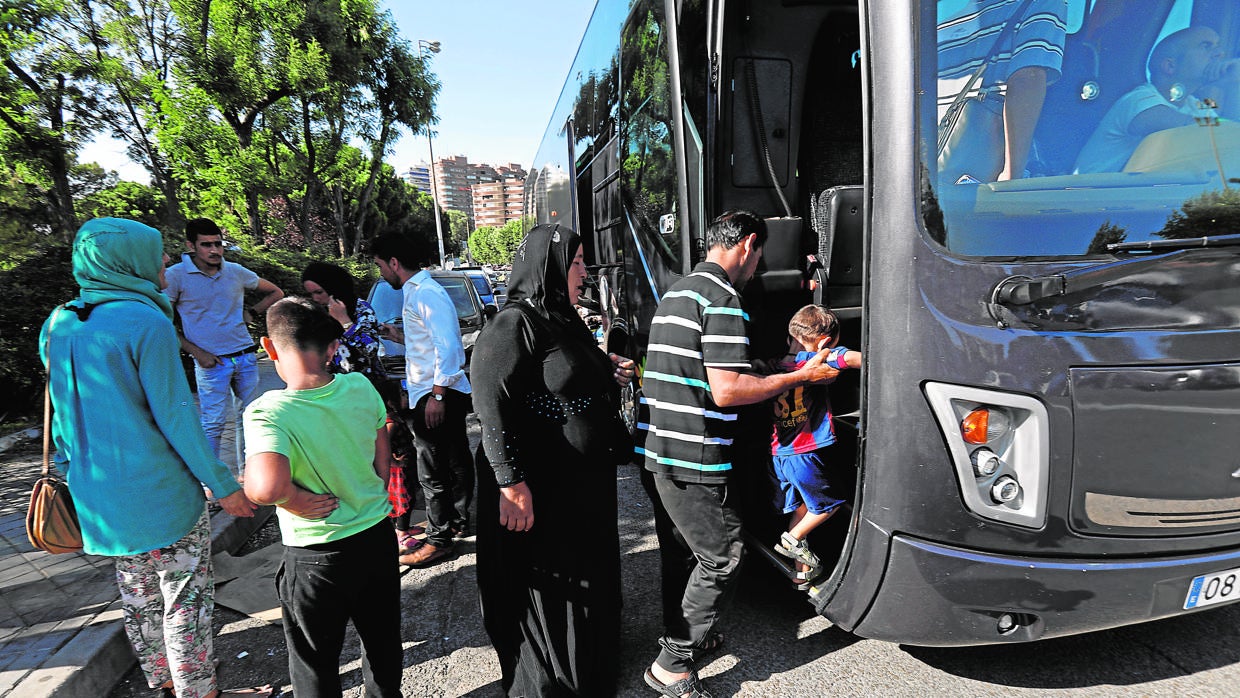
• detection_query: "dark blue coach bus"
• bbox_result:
[525,0,1240,645]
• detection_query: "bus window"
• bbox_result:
[926,0,1240,257]
[620,0,681,271]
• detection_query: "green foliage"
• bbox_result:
[0,242,75,419]
[1160,187,1240,240]
[0,0,445,422]
[78,180,164,229]
[1085,221,1127,255]
[468,218,525,266]
[448,209,469,246]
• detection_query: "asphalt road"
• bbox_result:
[107,422,1240,698]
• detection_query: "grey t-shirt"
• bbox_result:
[163,254,259,355]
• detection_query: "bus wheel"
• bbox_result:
[620,379,639,436]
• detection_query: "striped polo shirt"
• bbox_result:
[636,262,751,484]
[937,0,1066,105]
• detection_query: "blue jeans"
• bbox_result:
[194,351,258,477]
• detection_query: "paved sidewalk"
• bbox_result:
[0,357,282,698]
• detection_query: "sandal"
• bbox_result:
[220,689,274,698]
[397,534,424,555]
[775,532,824,583]
[643,668,713,698]
[220,687,275,697]
[160,684,274,698]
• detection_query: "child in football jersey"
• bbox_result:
[769,304,862,589]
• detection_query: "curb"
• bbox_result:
[11,505,275,698]
[0,427,40,455]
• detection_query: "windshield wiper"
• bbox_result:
[985,236,1240,327]
[994,232,1240,308]
[1107,232,1240,253]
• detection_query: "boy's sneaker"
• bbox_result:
[774,532,823,586]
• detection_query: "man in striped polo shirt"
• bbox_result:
[637,210,839,697]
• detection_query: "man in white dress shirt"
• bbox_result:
[373,233,473,567]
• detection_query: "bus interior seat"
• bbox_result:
[810,186,863,315]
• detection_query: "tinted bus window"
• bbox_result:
[926,0,1240,257]
[620,0,681,271]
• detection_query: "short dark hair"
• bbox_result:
[370,232,429,270]
[788,304,840,345]
[266,297,342,354]
[185,218,223,243]
[705,210,767,251]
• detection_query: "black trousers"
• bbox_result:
[277,520,403,698]
[646,473,745,674]
[400,389,474,547]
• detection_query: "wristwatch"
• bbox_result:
[431,393,444,402]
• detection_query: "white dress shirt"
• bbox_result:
[402,270,471,405]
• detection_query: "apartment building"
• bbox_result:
[472,173,526,230]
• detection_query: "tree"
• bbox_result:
[1159,188,1240,240]
[0,0,105,239]
[468,218,524,266]
[448,209,469,250]
[166,0,377,239]
[350,23,437,255]
[74,0,187,230]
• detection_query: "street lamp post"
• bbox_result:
[419,39,446,268]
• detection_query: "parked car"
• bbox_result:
[457,267,498,310]
[427,269,489,359]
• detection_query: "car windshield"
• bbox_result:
[434,276,479,319]
[470,275,492,297]
[924,0,1240,257]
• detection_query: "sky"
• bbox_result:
[80,0,596,182]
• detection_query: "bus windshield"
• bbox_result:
[926,0,1240,257]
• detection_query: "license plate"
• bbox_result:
[1184,566,1240,609]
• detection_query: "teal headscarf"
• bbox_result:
[68,218,173,320]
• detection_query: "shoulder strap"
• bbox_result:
[939,0,1040,137]
[41,306,65,479]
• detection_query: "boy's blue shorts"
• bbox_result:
[771,450,846,516]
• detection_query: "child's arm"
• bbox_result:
[842,350,862,370]
[243,452,339,520]
[373,426,391,481]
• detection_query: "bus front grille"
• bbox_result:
[1085,492,1240,530]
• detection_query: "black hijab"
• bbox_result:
[507,224,594,346]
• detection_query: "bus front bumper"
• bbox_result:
[851,534,1240,646]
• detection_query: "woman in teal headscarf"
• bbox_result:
[40,218,268,698]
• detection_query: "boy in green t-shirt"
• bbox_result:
[243,297,401,697]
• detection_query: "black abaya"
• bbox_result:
[472,226,627,697]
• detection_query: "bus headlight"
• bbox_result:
[925,383,1050,529]
[971,448,1001,477]
[991,476,1021,503]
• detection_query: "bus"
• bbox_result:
[524,0,1240,646]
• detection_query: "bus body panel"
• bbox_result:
[528,0,1240,645]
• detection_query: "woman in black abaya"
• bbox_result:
[472,224,635,696]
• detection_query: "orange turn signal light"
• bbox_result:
[961,408,991,444]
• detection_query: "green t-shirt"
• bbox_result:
[244,371,390,546]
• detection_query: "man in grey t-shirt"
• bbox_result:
[164,218,283,476]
